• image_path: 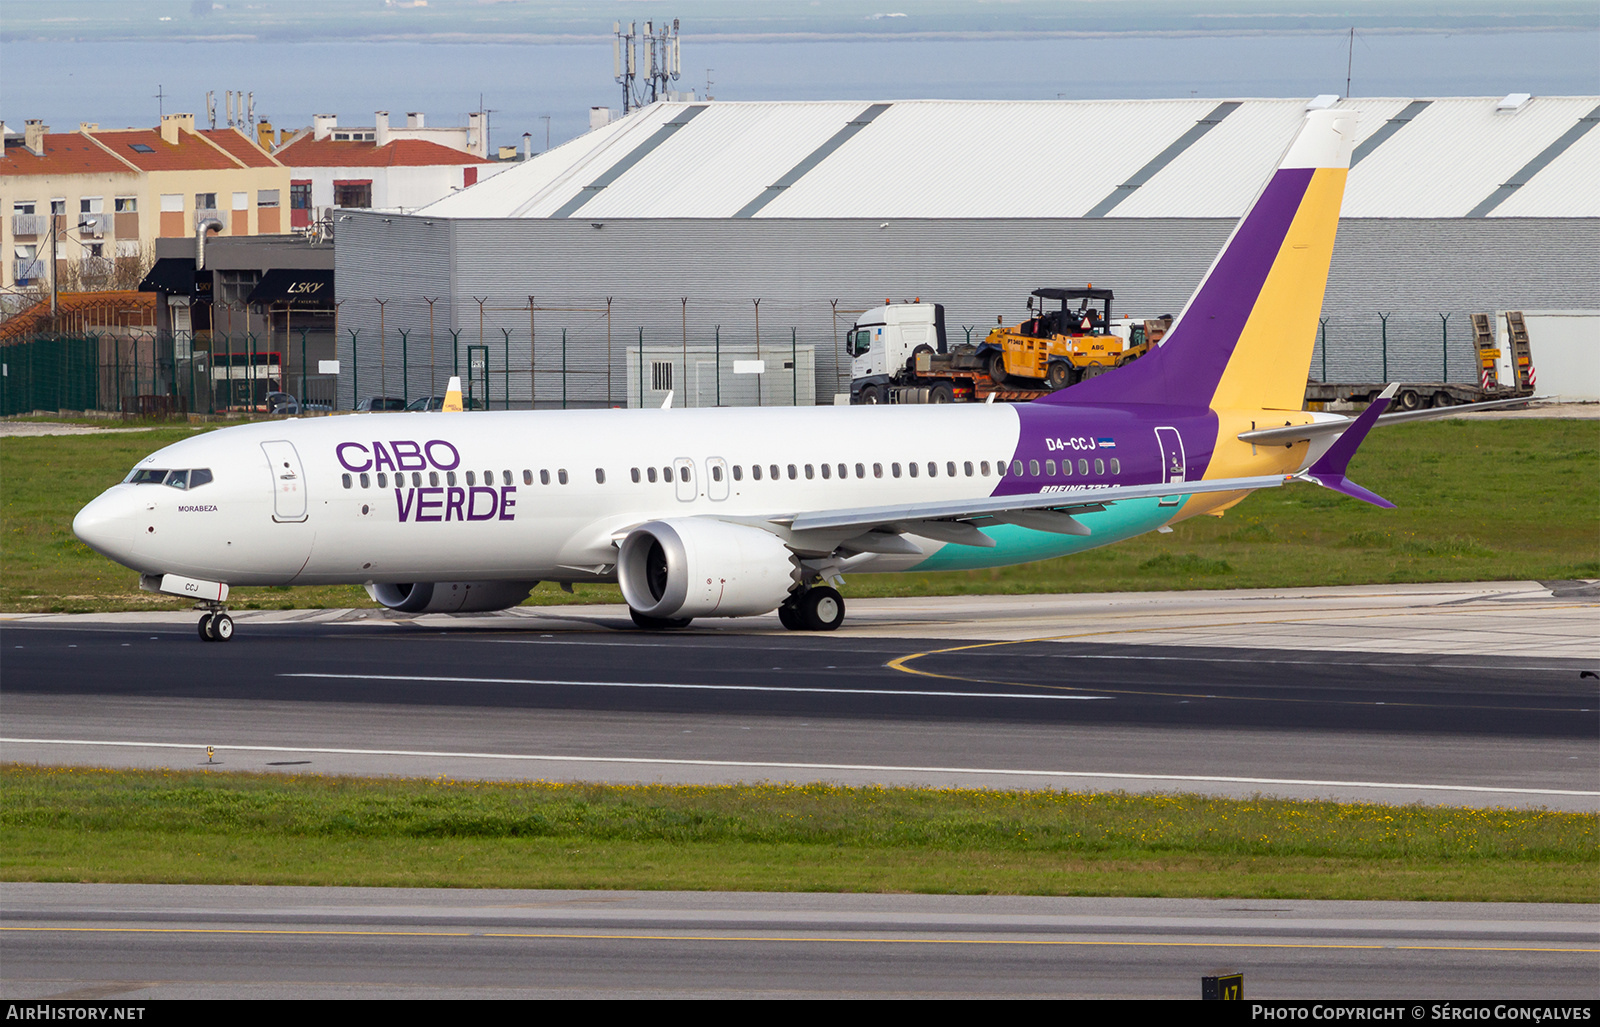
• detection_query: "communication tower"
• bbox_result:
[613,18,682,113]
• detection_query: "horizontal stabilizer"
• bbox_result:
[1297,383,1396,508]
[1238,395,1546,446]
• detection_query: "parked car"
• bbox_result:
[354,396,407,412]
[264,392,332,415]
[404,395,485,411]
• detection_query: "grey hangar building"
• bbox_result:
[332,95,1600,409]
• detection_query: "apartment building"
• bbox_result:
[1,114,290,296]
[273,111,506,225]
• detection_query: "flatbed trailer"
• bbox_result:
[1303,380,1524,410]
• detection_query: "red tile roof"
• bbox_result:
[200,128,281,168]
[91,129,243,172]
[0,133,135,177]
[276,135,487,168]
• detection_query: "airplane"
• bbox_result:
[71,109,1483,642]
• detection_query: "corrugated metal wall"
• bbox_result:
[335,212,1599,406]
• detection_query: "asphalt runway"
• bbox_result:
[2,583,1596,808]
[3,885,1596,1000]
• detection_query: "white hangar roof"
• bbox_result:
[422,96,1600,221]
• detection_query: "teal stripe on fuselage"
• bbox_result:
[910,495,1184,572]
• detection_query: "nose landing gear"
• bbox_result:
[197,602,234,642]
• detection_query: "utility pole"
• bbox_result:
[1346,27,1355,97]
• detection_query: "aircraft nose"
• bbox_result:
[73,488,138,566]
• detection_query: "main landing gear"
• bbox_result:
[778,586,846,632]
[197,602,234,642]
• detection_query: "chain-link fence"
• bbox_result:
[0,307,1507,416]
[1311,313,1485,385]
[0,327,340,417]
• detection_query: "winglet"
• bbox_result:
[1298,383,1397,508]
[442,376,464,412]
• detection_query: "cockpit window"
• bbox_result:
[125,467,213,488]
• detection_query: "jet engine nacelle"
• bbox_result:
[364,580,538,614]
[618,518,800,620]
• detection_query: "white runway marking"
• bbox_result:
[275,672,1112,701]
[4,737,1596,799]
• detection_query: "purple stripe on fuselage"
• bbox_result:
[1046,167,1316,409]
[994,402,1218,498]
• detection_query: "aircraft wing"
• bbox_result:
[1237,395,1541,446]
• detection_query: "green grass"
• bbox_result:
[4,766,1594,901]
[1,419,1595,613]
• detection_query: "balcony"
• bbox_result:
[11,214,48,237]
[78,213,111,238]
[13,260,45,283]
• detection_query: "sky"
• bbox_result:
[3,1,1595,150]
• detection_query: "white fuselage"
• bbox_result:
[75,405,1049,587]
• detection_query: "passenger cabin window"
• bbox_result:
[820,464,830,479]
[873,463,883,478]
[712,465,723,482]
[837,464,847,479]
[376,473,387,488]
[907,462,918,478]
[558,469,569,485]
[1095,458,1105,475]
[540,470,551,485]
[523,470,533,485]
[1012,460,1024,476]
[647,467,658,483]
[503,470,512,486]
[341,473,352,489]
[1029,460,1040,476]
[680,466,692,482]
[1109,458,1121,474]
[448,472,458,487]
[359,473,370,489]
[804,464,814,480]
[965,461,974,476]
[768,464,779,480]
[1045,460,1056,476]
[631,468,641,483]
[466,471,476,486]
[732,465,743,481]
[855,463,866,479]
[787,464,797,480]
[752,465,762,481]
[1078,459,1089,475]
[979,461,989,476]
[429,471,440,487]
[596,468,606,484]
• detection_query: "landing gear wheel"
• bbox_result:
[630,608,693,630]
[799,587,845,631]
[777,600,803,630]
[858,384,883,405]
[1045,361,1072,390]
[211,614,234,641]
[198,613,215,641]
